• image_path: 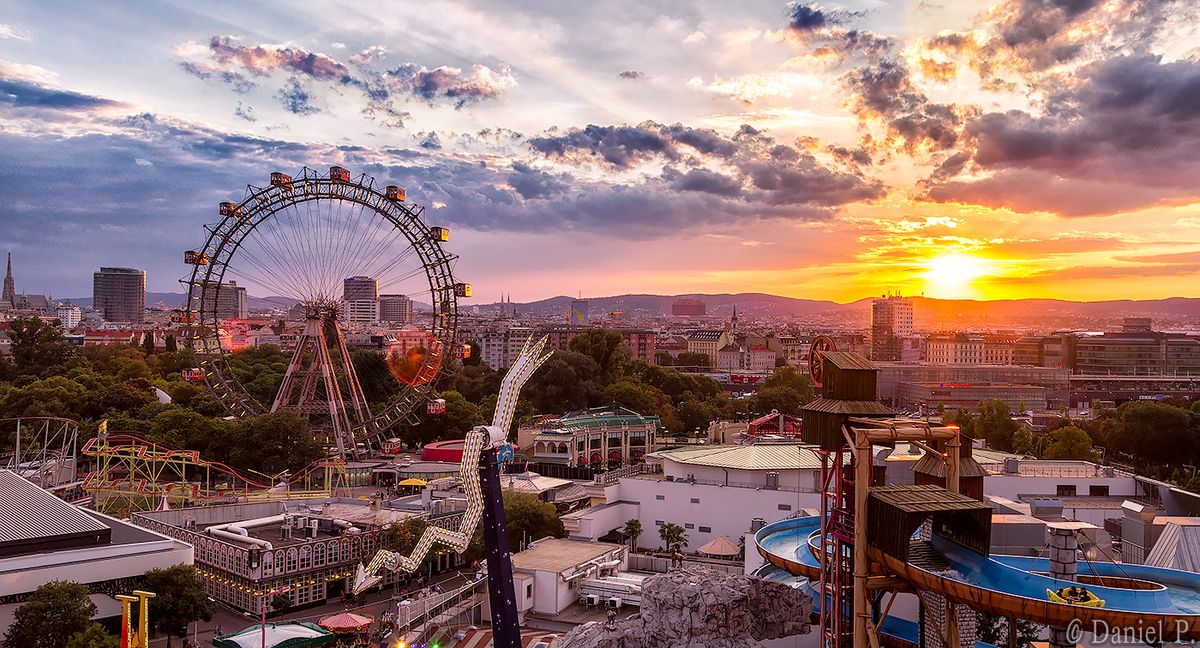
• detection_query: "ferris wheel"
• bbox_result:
[182,166,468,457]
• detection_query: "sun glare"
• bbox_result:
[922,252,989,298]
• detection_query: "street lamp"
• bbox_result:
[261,586,291,648]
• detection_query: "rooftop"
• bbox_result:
[0,470,110,557]
[512,537,623,573]
[650,444,827,471]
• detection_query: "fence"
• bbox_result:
[627,553,744,575]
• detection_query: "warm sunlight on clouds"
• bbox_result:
[922,251,992,299]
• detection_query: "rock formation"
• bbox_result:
[556,566,812,648]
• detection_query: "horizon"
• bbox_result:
[3,1,1200,302]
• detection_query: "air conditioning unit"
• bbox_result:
[584,595,600,608]
[606,597,623,610]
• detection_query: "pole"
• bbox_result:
[261,595,267,648]
[853,428,871,648]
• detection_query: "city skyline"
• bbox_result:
[2,1,1200,302]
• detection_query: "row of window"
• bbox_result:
[194,532,379,578]
[653,520,713,533]
[1056,484,1109,496]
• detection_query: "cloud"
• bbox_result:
[208,35,350,80]
[417,131,442,149]
[926,54,1200,215]
[0,23,30,41]
[349,46,388,66]
[233,102,257,122]
[179,61,256,93]
[383,63,516,108]
[0,75,122,111]
[276,78,319,115]
[507,161,571,199]
[663,167,743,196]
[786,3,865,33]
[619,70,645,79]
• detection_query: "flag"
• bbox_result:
[98,420,108,439]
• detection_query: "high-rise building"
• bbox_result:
[343,300,379,324]
[189,281,247,320]
[56,304,82,330]
[343,276,378,301]
[870,294,913,362]
[569,299,589,325]
[379,294,414,324]
[2,252,13,308]
[93,267,145,323]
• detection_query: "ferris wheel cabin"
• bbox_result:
[427,398,447,415]
[181,368,205,383]
[460,343,472,359]
[270,172,294,190]
[183,250,209,265]
[329,165,351,183]
[172,310,197,324]
[454,283,472,298]
[430,226,450,242]
[385,185,406,202]
[218,201,242,217]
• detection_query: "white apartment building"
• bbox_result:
[56,304,82,329]
[343,299,379,324]
[926,333,1017,365]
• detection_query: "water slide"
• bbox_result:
[756,516,1200,641]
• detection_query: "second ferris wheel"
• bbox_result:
[181,166,470,458]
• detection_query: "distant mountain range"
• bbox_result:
[61,291,1200,330]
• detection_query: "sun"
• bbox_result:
[922,252,989,298]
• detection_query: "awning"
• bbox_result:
[213,622,334,648]
[318,612,374,632]
[397,478,428,487]
[696,536,740,557]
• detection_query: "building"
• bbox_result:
[570,299,589,326]
[343,299,379,324]
[378,294,413,324]
[0,471,193,638]
[671,298,706,317]
[190,281,247,320]
[510,538,627,620]
[56,304,82,329]
[870,295,913,362]
[685,330,732,364]
[1074,327,1200,376]
[715,343,775,372]
[562,444,828,552]
[343,276,378,302]
[926,333,1017,365]
[93,267,145,323]
[895,382,1047,412]
[519,404,661,469]
[875,362,1069,406]
[1,253,12,308]
[131,498,460,614]
[541,326,657,365]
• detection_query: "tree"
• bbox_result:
[350,349,399,405]
[503,492,565,552]
[974,400,1020,451]
[145,565,215,647]
[65,624,119,648]
[675,352,710,369]
[7,317,74,375]
[1012,426,1035,456]
[4,580,96,648]
[226,412,323,475]
[522,351,605,414]
[774,356,789,368]
[654,351,675,367]
[164,335,178,353]
[622,519,643,551]
[270,593,292,614]
[1043,425,1098,461]
[569,328,630,385]
[1105,401,1197,465]
[658,522,688,551]
[412,390,485,445]
[976,612,1041,648]
[142,332,156,355]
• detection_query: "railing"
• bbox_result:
[634,474,817,493]
[397,576,486,638]
[627,553,743,575]
[1007,461,1131,478]
[594,463,659,485]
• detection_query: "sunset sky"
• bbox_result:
[2,0,1199,303]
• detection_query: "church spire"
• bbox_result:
[2,252,14,307]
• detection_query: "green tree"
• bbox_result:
[350,349,398,405]
[976,612,1041,648]
[974,400,1020,452]
[227,412,323,474]
[145,565,215,647]
[7,317,75,375]
[270,593,292,614]
[4,580,96,648]
[677,399,716,435]
[658,522,688,551]
[65,624,119,648]
[164,335,178,353]
[413,390,485,445]
[226,345,289,404]
[622,519,643,551]
[654,351,675,366]
[142,333,156,355]
[523,351,605,414]
[944,408,976,439]
[1012,425,1035,456]
[675,352,710,368]
[503,492,565,552]
[1043,425,1098,461]
[1105,401,1197,465]
[569,328,630,385]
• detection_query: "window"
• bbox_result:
[286,548,298,572]
[699,526,711,533]
[1056,484,1077,496]
[526,583,533,598]
[314,543,326,567]
[685,523,695,529]
[299,546,311,570]
[656,495,665,501]
[690,498,700,504]
[275,551,285,574]
[1089,485,1109,496]
[778,504,792,511]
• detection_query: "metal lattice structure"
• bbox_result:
[0,417,80,490]
[183,167,462,456]
[82,433,348,515]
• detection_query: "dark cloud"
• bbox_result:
[276,78,319,115]
[179,62,257,94]
[233,102,256,122]
[383,63,515,108]
[507,162,571,199]
[663,167,743,196]
[208,35,350,80]
[0,77,121,110]
[417,131,442,149]
[787,3,866,32]
[529,122,738,168]
[619,70,644,79]
[926,54,1200,215]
